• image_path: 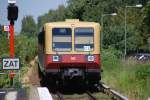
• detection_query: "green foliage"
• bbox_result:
[102,47,123,60]
[0,32,9,88]
[0,34,37,88]
[21,16,37,37]
[102,48,150,100]
[0,34,9,57]
[0,75,10,88]
[38,5,66,28]
[140,1,150,51]
[37,0,150,53]
[15,35,37,64]
[136,64,150,81]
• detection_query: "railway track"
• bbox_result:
[53,90,98,100]
[94,83,128,100]
[50,82,128,100]
[56,92,65,100]
[86,91,97,100]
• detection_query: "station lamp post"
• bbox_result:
[124,4,142,58]
[101,13,117,49]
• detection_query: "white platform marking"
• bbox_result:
[5,91,17,100]
[0,91,6,94]
[37,87,53,100]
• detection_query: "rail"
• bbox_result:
[86,91,97,100]
[56,91,64,100]
[95,83,128,100]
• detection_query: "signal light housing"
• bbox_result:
[7,5,18,21]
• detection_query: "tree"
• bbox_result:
[21,16,37,37]
[38,5,66,28]
[66,0,86,19]
[37,0,149,53]
[140,1,150,51]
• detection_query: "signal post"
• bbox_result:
[7,0,18,57]
[5,0,19,86]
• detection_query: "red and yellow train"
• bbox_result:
[38,19,101,85]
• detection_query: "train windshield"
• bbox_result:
[52,28,72,51]
[75,28,94,51]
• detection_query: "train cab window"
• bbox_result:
[38,31,44,45]
[38,30,45,51]
[52,28,72,51]
[75,28,94,51]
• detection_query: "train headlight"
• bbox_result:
[52,55,60,62]
[87,55,94,62]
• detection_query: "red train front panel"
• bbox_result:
[44,54,101,82]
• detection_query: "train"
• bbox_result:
[38,19,101,85]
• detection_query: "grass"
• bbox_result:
[102,48,150,100]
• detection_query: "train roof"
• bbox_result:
[44,19,100,27]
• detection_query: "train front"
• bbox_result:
[44,20,101,84]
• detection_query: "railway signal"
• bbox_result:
[7,0,18,57]
[7,5,18,21]
[5,0,19,86]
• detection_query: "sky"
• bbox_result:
[0,0,66,33]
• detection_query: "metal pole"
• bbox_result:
[101,15,104,50]
[101,13,117,51]
[19,70,20,86]
[124,7,127,59]
[124,4,142,59]
[9,21,15,58]
[9,21,15,87]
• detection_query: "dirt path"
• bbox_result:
[22,56,41,87]
[21,56,42,100]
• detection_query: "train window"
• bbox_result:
[52,28,72,51]
[38,31,44,45]
[38,29,45,51]
[75,28,94,51]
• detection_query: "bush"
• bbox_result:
[0,34,37,88]
[102,48,150,100]
[15,34,37,64]
[102,47,123,60]
[136,64,150,81]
